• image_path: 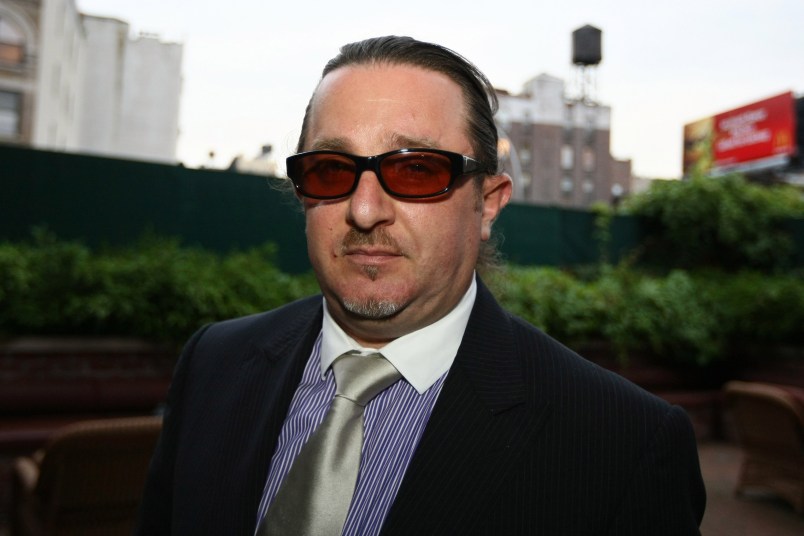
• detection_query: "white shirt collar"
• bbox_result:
[320,276,477,394]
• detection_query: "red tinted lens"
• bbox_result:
[380,152,453,196]
[293,153,356,197]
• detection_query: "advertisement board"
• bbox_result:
[683,91,797,176]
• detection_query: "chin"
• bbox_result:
[341,296,403,320]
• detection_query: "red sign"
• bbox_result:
[683,91,797,176]
[713,92,796,169]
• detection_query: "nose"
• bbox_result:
[346,170,395,230]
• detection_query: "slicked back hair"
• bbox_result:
[296,36,500,176]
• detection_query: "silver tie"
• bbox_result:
[258,352,401,536]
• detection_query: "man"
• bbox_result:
[137,36,706,535]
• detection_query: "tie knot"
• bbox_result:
[332,352,401,406]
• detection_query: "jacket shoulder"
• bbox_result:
[507,310,671,412]
[199,294,323,350]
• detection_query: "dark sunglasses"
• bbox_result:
[285,148,488,200]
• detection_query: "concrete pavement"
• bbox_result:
[699,441,803,535]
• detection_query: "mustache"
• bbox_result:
[339,228,402,254]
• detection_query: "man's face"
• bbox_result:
[301,63,510,347]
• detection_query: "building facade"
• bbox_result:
[496,73,632,207]
[0,0,182,163]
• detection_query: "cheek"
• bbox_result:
[409,203,478,261]
[305,209,339,257]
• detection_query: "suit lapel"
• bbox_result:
[381,280,552,534]
[237,300,325,523]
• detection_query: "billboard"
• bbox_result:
[683,91,797,176]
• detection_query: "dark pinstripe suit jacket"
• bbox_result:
[137,278,706,535]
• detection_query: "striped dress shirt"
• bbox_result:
[255,278,477,535]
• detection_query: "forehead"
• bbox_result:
[304,63,472,154]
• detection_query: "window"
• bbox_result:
[561,145,574,170]
[561,176,574,194]
[519,147,531,167]
[0,16,25,66]
[0,90,21,137]
[582,147,595,172]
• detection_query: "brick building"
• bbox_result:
[496,73,632,207]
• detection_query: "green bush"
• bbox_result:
[492,266,606,344]
[595,269,723,366]
[620,174,804,271]
[491,265,803,366]
[691,270,804,348]
[0,231,319,342]
[2,233,802,367]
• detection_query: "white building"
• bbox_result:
[496,73,632,207]
[0,0,182,163]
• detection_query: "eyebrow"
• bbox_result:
[388,133,440,150]
[307,133,441,154]
[308,137,351,152]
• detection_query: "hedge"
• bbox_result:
[618,173,804,271]
[490,265,803,366]
[0,230,319,343]
[2,231,802,367]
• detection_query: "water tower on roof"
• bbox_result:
[571,24,602,104]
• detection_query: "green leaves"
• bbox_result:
[2,229,801,368]
[621,174,804,271]
[490,265,803,367]
[0,231,318,342]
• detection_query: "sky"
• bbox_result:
[75,0,804,179]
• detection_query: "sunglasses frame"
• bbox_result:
[285,148,488,200]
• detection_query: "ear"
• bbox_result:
[480,173,513,241]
